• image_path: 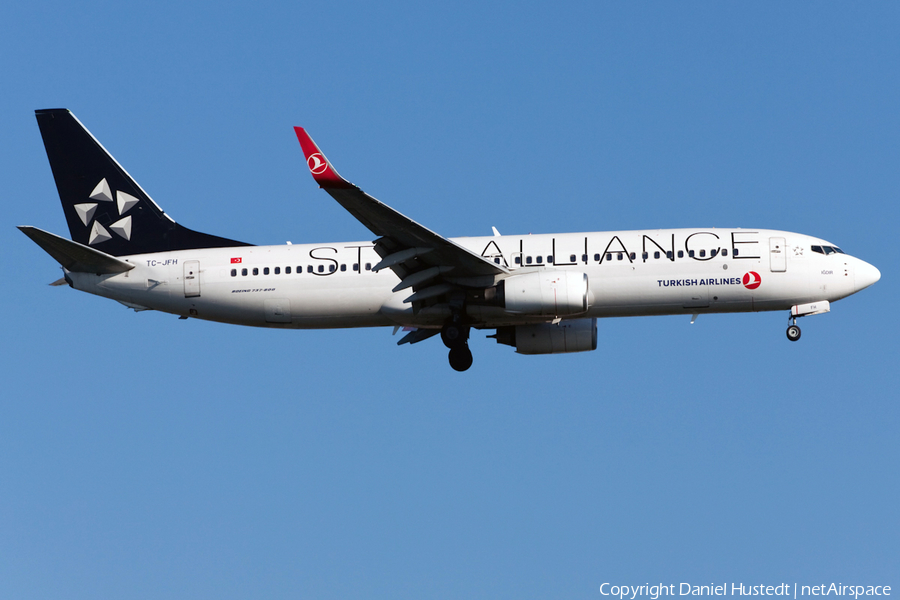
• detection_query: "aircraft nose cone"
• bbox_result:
[856,259,881,291]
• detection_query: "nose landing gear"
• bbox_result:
[785,301,830,341]
[786,314,801,342]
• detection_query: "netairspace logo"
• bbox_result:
[599,584,892,600]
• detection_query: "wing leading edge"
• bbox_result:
[294,128,507,303]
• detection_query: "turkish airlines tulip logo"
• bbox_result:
[743,271,762,290]
[307,153,328,175]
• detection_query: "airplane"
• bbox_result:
[20,109,881,371]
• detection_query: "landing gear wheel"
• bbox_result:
[441,314,469,349]
[448,345,473,372]
[786,324,801,342]
[441,323,464,348]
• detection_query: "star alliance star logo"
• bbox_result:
[74,178,139,245]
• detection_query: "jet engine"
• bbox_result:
[502,271,589,316]
[491,318,597,355]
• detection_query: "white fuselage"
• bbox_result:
[67,227,878,330]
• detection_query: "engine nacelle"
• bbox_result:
[502,271,589,316]
[492,318,597,355]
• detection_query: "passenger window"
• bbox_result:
[231,269,237,277]
[678,251,684,258]
[365,263,372,271]
[642,252,649,260]
[570,254,577,262]
[606,253,612,261]
[594,253,601,261]
[537,256,543,263]
[547,255,553,263]
[263,267,269,275]
[629,252,636,260]
[307,265,313,273]
[721,249,727,256]
[274,267,281,275]
[653,251,659,259]
[733,249,739,256]
[666,251,673,259]
[617,253,623,261]
[710,249,718,257]
[286,266,291,274]
[340,264,347,271]
[526,256,533,264]
[688,250,695,258]
[494,258,500,264]
[353,263,359,271]
[699,250,706,258]
[253,268,259,276]
[241,268,248,276]
[581,254,587,262]
[515,256,521,264]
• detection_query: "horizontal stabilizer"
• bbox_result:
[18,226,135,274]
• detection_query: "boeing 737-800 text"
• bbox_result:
[21,109,880,371]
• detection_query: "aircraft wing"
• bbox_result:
[294,128,507,301]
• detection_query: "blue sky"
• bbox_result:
[2,2,897,598]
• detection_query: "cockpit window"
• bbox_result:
[811,245,844,255]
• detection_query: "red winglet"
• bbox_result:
[294,127,353,189]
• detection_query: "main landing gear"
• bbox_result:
[442,314,473,372]
[786,314,801,342]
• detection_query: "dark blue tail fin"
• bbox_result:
[35,109,251,256]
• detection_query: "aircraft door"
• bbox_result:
[184,260,200,297]
[769,237,786,272]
